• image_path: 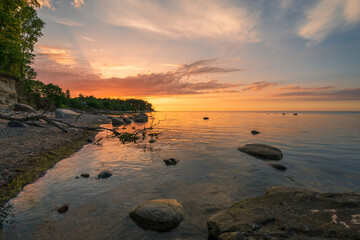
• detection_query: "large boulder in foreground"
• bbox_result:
[55,109,80,119]
[133,113,148,123]
[129,199,184,231]
[207,186,360,240]
[237,143,283,160]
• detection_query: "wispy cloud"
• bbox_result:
[35,59,242,97]
[242,81,279,91]
[275,85,360,100]
[298,0,360,44]
[54,19,83,27]
[81,35,95,41]
[100,0,259,42]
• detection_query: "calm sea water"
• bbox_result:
[1,111,360,239]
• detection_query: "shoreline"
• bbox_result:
[0,112,107,208]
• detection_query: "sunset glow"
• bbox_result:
[34,0,360,111]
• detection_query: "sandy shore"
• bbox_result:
[0,111,109,206]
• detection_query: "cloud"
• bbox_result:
[54,19,83,27]
[81,35,95,41]
[34,59,242,97]
[38,0,55,10]
[278,85,336,92]
[99,0,259,42]
[71,0,85,8]
[242,81,279,91]
[275,85,360,100]
[298,0,360,44]
[36,45,77,65]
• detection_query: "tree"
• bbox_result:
[0,0,44,80]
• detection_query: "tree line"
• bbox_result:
[0,1,153,111]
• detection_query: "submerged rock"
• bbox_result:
[251,130,260,135]
[294,113,298,115]
[164,158,178,166]
[81,173,90,178]
[57,204,69,214]
[55,109,80,119]
[203,117,209,120]
[14,103,36,113]
[129,199,184,231]
[7,120,28,128]
[111,117,125,126]
[98,171,112,179]
[237,143,283,160]
[207,186,360,240]
[267,162,287,171]
[133,113,148,123]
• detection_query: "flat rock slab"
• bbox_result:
[238,144,283,160]
[130,199,184,231]
[207,186,360,240]
[55,109,80,119]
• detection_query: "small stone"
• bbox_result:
[87,138,94,143]
[81,173,90,178]
[75,176,79,179]
[203,117,209,120]
[251,130,260,135]
[268,163,287,171]
[164,158,178,166]
[57,204,69,214]
[149,139,156,143]
[98,171,112,179]
[7,120,28,128]
[294,113,298,115]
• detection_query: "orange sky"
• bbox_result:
[33,0,360,111]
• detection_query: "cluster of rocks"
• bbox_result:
[110,112,149,127]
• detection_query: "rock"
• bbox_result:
[14,103,36,112]
[129,199,184,231]
[81,173,90,178]
[251,130,260,135]
[7,120,28,128]
[294,113,298,115]
[149,139,156,143]
[55,109,80,119]
[267,163,287,171]
[203,117,209,120]
[164,158,178,166]
[207,186,360,240]
[57,204,69,214]
[237,144,283,160]
[282,113,286,115]
[133,113,148,123]
[122,116,133,124]
[98,171,112,179]
[87,138,94,143]
[111,117,125,126]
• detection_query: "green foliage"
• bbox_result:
[0,0,44,80]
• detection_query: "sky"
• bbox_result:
[34,0,360,111]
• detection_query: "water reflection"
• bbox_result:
[1,112,360,239]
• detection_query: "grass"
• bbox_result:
[0,129,95,207]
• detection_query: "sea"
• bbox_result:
[1,111,359,239]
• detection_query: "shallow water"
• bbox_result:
[1,111,360,239]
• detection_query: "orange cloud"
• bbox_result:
[36,45,77,65]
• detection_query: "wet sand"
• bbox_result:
[0,111,109,206]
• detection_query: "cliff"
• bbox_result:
[0,73,19,109]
